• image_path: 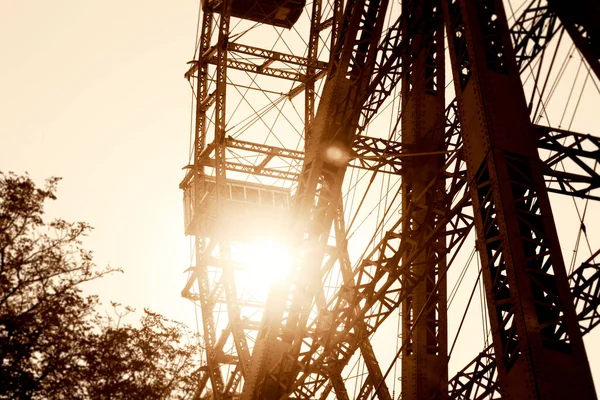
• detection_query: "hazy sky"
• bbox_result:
[2,0,600,394]
[0,1,198,324]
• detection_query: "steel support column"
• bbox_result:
[442,0,597,397]
[449,247,600,399]
[400,0,448,398]
[190,8,224,398]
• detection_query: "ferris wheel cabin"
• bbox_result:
[202,0,306,28]
[182,173,291,242]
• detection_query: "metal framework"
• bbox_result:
[180,0,600,398]
[400,0,448,398]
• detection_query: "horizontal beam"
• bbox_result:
[225,137,304,160]
[224,135,407,170]
[536,125,600,200]
[444,100,600,200]
[352,135,404,174]
[185,43,327,82]
[192,135,407,181]
[228,43,329,70]
[209,57,306,82]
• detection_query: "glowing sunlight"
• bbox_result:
[233,238,294,300]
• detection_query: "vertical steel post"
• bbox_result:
[191,8,224,398]
[442,0,597,397]
[400,0,448,398]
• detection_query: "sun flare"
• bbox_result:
[232,238,294,300]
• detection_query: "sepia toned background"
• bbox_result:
[1,0,599,394]
[0,1,198,325]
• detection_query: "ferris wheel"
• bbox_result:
[179,0,600,398]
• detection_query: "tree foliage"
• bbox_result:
[0,172,201,399]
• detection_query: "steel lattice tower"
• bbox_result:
[180,0,600,398]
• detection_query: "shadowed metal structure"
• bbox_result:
[180,0,600,398]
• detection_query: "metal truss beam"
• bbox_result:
[195,137,409,182]
[448,345,500,400]
[442,0,597,397]
[536,125,600,200]
[330,372,351,400]
[444,98,600,201]
[193,318,263,397]
[185,43,328,83]
[352,135,404,174]
[194,134,407,181]
[572,249,600,334]
[355,379,375,400]
[187,9,225,397]
[186,4,258,398]
[183,1,347,399]
[279,115,464,398]
[228,43,329,70]
[548,0,600,80]
[199,157,301,181]
[359,11,403,127]
[305,0,324,140]
[400,0,448,398]
[209,57,306,82]
[510,0,561,73]
[194,250,225,397]
[220,245,252,393]
[357,328,393,400]
[448,248,600,399]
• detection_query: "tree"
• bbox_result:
[81,305,202,399]
[0,172,202,399]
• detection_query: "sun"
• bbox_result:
[231,238,294,301]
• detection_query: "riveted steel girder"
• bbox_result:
[442,0,597,397]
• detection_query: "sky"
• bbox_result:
[0,1,198,325]
[2,0,600,395]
